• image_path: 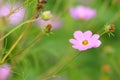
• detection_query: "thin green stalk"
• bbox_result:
[52,0,62,12]
[100,31,107,36]
[109,10,120,23]
[110,58,120,78]
[37,51,81,80]
[58,0,74,17]
[0,9,40,64]
[0,32,4,50]
[12,32,44,59]
[0,31,23,64]
[0,18,40,41]
[0,23,31,64]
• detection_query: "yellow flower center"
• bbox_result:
[80,15,85,20]
[82,40,88,45]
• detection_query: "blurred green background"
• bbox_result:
[1,0,120,80]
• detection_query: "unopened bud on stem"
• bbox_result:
[104,24,115,36]
[41,11,52,20]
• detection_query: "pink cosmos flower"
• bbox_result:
[70,5,96,20]
[0,64,11,80]
[37,15,62,29]
[69,30,101,51]
[0,3,25,25]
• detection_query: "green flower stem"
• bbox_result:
[12,32,44,60]
[0,22,31,64]
[0,18,41,41]
[100,30,107,36]
[37,51,81,80]
[109,10,120,23]
[52,0,62,12]
[0,11,41,64]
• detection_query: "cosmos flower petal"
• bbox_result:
[85,8,96,20]
[77,44,92,51]
[70,8,79,19]
[69,39,78,45]
[72,45,79,49]
[83,30,92,39]
[91,34,100,40]
[76,6,86,18]
[0,0,2,4]
[78,46,87,51]
[93,40,101,48]
[9,8,25,25]
[73,31,84,40]
[0,4,10,17]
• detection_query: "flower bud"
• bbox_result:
[104,24,115,36]
[46,24,52,33]
[104,24,115,32]
[42,24,53,35]
[41,11,52,20]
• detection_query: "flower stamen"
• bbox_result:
[82,40,88,45]
[80,15,85,20]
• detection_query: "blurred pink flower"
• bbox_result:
[0,3,25,25]
[70,5,96,20]
[37,15,62,29]
[69,30,101,51]
[0,0,2,4]
[0,64,11,80]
